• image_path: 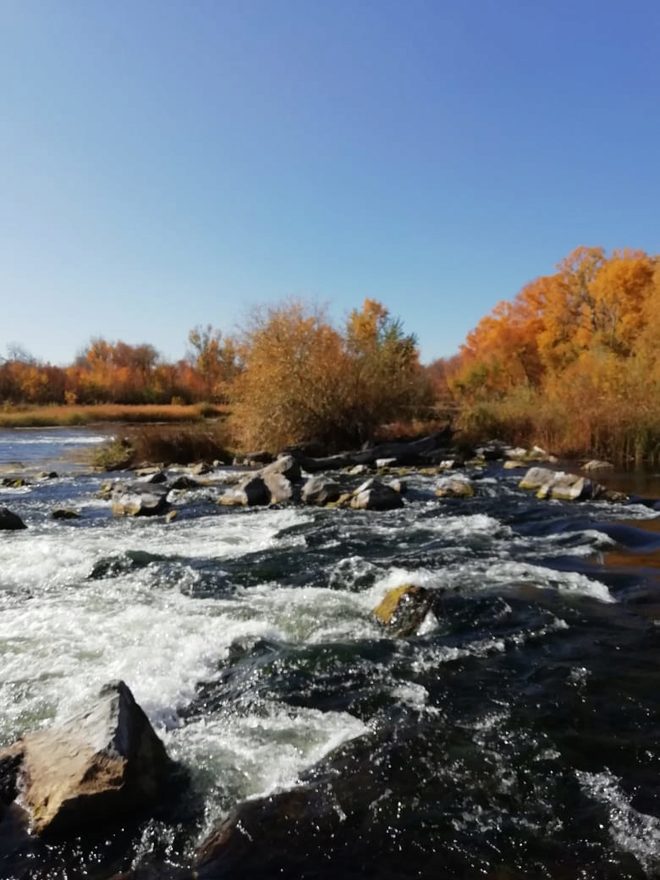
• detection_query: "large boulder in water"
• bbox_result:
[0,507,27,530]
[372,584,434,637]
[350,479,404,511]
[111,484,170,517]
[4,680,172,835]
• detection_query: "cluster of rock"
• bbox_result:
[0,434,636,532]
[518,466,626,503]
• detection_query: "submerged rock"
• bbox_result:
[583,459,614,472]
[372,584,434,637]
[0,507,27,530]
[435,475,474,498]
[51,508,80,520]
[168,475,201,491]
[5,680,173,835]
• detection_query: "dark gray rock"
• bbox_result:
[168,475,201,491]
[0,507,27,530]
[218,476,270,507]
[350,480,404,511]
[51,508,80,520]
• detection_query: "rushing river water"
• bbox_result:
[1,429,660,879]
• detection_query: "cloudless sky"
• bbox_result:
[1,0,659,365]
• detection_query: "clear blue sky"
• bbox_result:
[1,0,658,365]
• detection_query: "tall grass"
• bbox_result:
[0,403,227,429]
[456,384,660,464]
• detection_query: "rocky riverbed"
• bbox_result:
[1,428,660,878]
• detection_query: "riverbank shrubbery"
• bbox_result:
[439,246,660,464]
[230,299,432,452]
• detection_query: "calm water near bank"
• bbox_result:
[1,429,660,878]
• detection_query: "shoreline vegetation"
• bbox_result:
[2,246,660,465]
[0,403,227,429]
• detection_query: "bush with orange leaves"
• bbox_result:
[229,300,431,453]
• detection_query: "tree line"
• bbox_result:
[430,246,660,462]
[3,246,659,461]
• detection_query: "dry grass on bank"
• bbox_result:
[456,387,660,465]
[0,403,227,429]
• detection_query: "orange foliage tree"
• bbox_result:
[449,245,660,461]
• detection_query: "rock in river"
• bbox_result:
[350,479,404,511]
[111,484,171,517]
[0,680,173,835]
[0,507,27,530]
[372,584,434,637]
[301,475,342,506]
[435,475,474,498]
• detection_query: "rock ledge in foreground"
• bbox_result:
[1,680,173,835]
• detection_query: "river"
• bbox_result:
[1,428,660,879]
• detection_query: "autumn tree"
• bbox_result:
[230,298,428,452]
[187,325,241,401]
[345,298,432,439]
[230,302,354,451]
